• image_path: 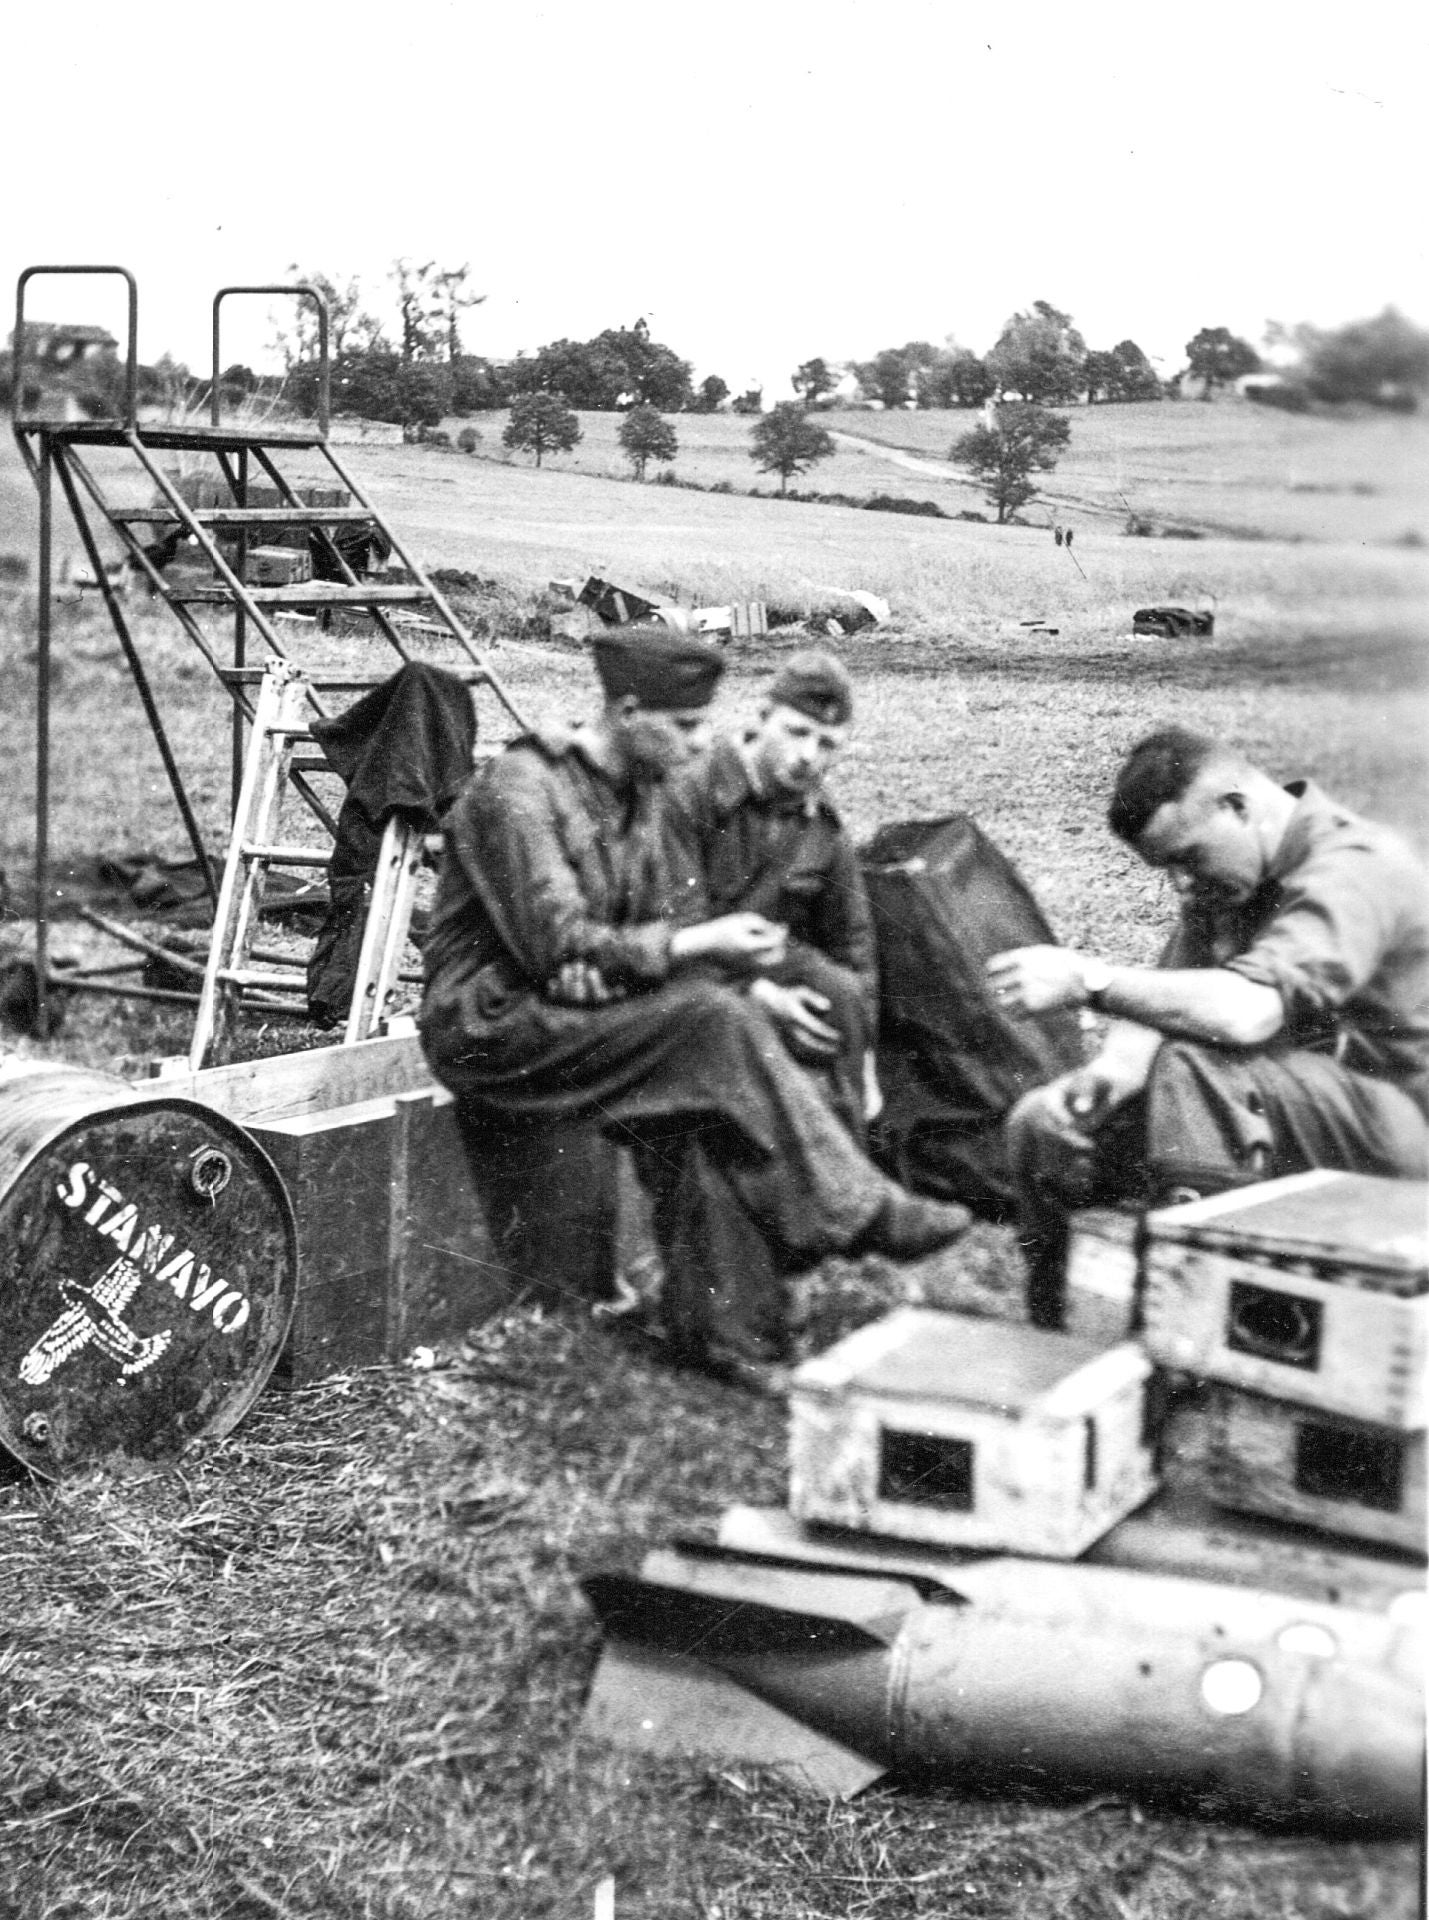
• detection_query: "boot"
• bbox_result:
[850,1185,972,1261]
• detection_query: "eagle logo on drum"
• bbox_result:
[19,1255,173,1386]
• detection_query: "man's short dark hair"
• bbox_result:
[1108,728,1220,844]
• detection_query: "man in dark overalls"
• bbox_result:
[987,727,1429,1327]
[663,651,876,1140]
[419,626,968,1388]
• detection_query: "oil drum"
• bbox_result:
[0,1060,298,1477]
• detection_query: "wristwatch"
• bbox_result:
[1080,956,1113,1008]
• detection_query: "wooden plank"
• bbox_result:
[148,1032,438,1123]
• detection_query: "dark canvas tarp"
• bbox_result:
[864,815,1086,1221]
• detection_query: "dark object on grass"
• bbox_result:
[1132,606,1215,638]
[0,957,70,1037]
[863,816,1085,1220]
[577,576,664,626]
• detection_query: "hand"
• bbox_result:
[1026,1062,1136,1148]
[673,913,789,970]
[547,958,621,1005]
[748,979,841,1061]
[986,945,1094,1017]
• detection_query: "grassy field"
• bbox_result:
[1,411,1427,1917]
[418,398,1429,544]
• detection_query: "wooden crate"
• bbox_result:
[789,1309,1158,1558]
[1206,1383,1427,1557]
[244,545,313,587]
[247,1087,505,1383]
[1142,1172,1428,1428]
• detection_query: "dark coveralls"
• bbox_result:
[417,726,891,1365]
[1007,781,1429,1326]
[663,735,878,1139]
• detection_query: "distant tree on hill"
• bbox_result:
[949,403,1071,524]
[337,352,449,433]
[508,322,693,411]
[916,348,994,409]
[1085,339,1162,403]
[1184,326,1260,396]
[692,374,730,413]
[731,387,764,415]
[793,357,837,408]
[1300,308,1429,409]
[987,302,1086,405]
[503,390,582,466]
[618,404,678,480]
[749,401,835,493]
[853,343,940,410]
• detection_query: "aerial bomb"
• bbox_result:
[582,1541,1425,1831]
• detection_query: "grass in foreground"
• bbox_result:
[1,1300,1418,1920]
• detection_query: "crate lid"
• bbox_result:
[1146,1171,1428,1279]
[792,1308,1132,1413]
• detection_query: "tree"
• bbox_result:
[1300,308,1429,408]
[428,263,486,362]
[916,348,994,409]
[986,301,1087,405]
[853,343,939,410]
[618,403,677,479]
[392,258,440,364]
[336,350,449,433]
[949,403,1071,524]
[731,387,764,415]
[749,401,835,493]
[692,373,730,413]
[793,357,837,408]
[1084,339,1162,404]
[275,268,385,367]
[1184,326,1260,396]
[508,322,692,411]
[503,390,582,466]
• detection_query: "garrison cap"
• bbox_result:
[592,623,726,711]
[768,650,854,728]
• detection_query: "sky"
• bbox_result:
[3,0,1425,402]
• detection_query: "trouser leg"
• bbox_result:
[765,947,873,1144]
[635,1123,792,1365]
[1005,1090,1147,1329]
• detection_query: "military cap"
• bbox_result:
[592,623,726,710]
[768,650,854,727]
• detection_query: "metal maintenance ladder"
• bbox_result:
[188,661,441,1068]
[11,265,528,1043]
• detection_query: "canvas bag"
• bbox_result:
[864,815,1086,1220]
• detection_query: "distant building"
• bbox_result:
[5,320,121,420]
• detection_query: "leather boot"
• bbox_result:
[850,1186,972,1260]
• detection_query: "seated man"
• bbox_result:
[418,624,969,1389]
[986,727,1429,1328]
[663,650,876,1138]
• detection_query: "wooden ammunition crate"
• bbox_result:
[1142,1172,1428,1428]
[1206,1383,1427,1557]
[789,1309,1158,1558]
[244,545,313,587]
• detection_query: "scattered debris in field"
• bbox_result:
[1131,606,1216,639]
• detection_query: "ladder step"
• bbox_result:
[113,507,378,526]
[215,968,308,990]
[218,666,487,689]
[240,843,332,866]
[169,583,434,607]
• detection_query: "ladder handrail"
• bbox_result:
[12,265,139,428]
[212,285,329,436]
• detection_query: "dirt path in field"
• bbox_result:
[831,427,1138,528]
